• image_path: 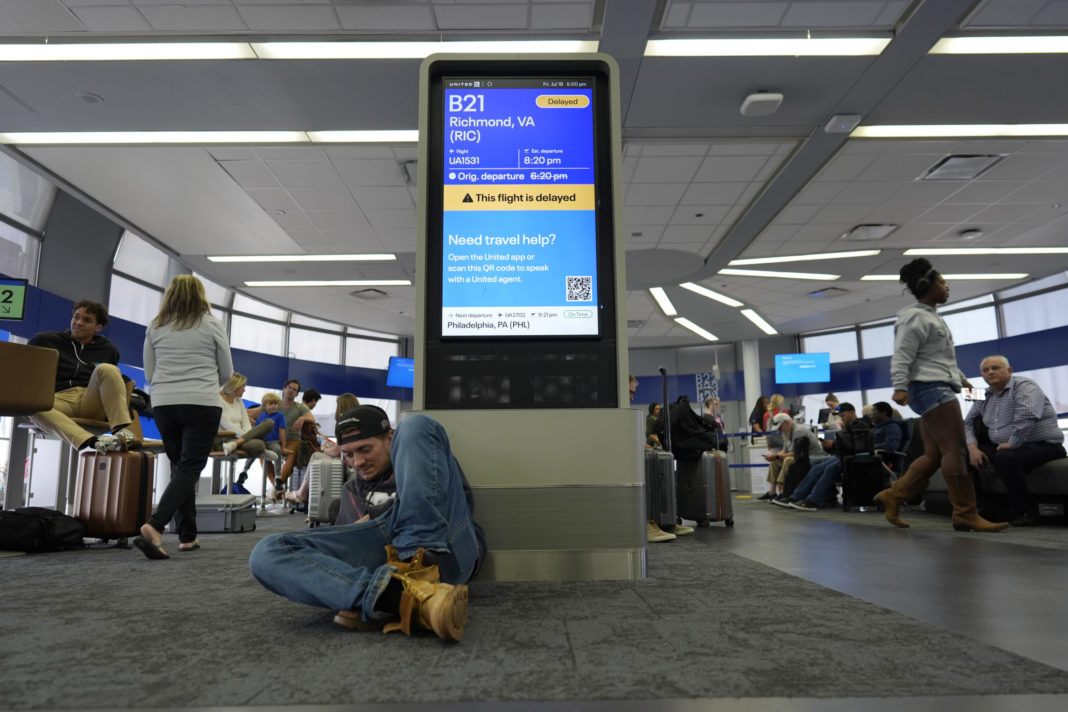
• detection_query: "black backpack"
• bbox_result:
[834,421,875,460]
[656,395,719,460]
[0,507,87,553]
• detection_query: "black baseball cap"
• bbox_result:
[335,405,392,440]
[834,402,856,414]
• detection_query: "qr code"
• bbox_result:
[565,275,592,301]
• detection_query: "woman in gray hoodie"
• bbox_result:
[874,258,1006,533]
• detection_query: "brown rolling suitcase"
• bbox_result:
[74,451,154,546]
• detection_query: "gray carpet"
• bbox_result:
[2,509,1068,710]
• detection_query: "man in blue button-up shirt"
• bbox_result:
[964,355,1066,526]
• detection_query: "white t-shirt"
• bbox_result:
[219,395,252,434]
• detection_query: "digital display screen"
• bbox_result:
[775,353,831,384]
[440,76,598,337]
[386,356,415,389]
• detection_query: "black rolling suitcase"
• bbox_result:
[644,448,677,532]
[676,450,734,527]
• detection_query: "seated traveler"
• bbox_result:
[216,373,274,477]
[285,392,361,505]
[28,300,139,452]
[775,403,871,510]
[964,355,1066,526]
[764,412,823,501]
[248,406,487,642]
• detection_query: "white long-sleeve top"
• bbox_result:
[219,395,253,434]
[143,314,233,408]
[889,302,967,393]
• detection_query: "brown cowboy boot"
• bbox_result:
[382,572,468,642]
[873,466,930,528]
[944,474,1008,533]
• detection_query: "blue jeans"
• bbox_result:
[248,415,481,622]
[790,457,841,504]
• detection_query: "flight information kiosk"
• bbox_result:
[414,55,644,582]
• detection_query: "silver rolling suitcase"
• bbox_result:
[676,450,734,527]
[307,456,345,527]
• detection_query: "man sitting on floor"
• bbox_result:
[249,406,486,642]
[28,299,139,453]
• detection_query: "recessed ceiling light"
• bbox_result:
[740,309,778,335]
[210,253,396,263]
[75,91,104,104]
[905,247,1068,256]
[246,279,411,287]
[931,36,1068,54]
[861,273,1028,281]
[853,124,1068,138]
[841,225,897,241]
[673,317,718,341]
[645,37,890,57]
[649,287,678,317]
[679,282,744,307]
[730,249,880,265]
[719,268,840,281]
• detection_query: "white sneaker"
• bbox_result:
[93,434,125,453]
[223,440,238,456]
[646,520,676,543]
[672,522,695,536]
[113,428,142,450]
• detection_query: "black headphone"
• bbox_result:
[914,268,937,296]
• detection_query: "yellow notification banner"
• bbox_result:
[444,184,594,211]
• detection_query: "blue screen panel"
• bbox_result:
[386,356,415,389]
[775,353,831,384]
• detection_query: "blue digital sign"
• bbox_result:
[441,77,598,337]
[775,353,831,384]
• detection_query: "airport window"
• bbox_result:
[193,271,231,309]
[801,331,858,363]
[863,386,919,420]
[231,313,286,357]
[0,221,41,282]
[859,324,894,359]
[291,313,340,331]
[345,335,399,370]
[108,274,162,326]
[232,293,287,321]
[1001,288,1068,336]
[289,326,342,365]
[113,231,170,286]
[999,270,1068,299]
[942,306,998,346]
[946,294,994,311]
[0,152,56,232]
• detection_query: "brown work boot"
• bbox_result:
[384,545,441,582]
[382,573,468,642]
[945,474,1008,533]
[334,609,385,631]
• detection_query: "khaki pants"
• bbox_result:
[766,455,796,485]
[29,364,129,449]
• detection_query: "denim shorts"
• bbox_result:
[908,381,959,416]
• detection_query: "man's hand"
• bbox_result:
[962,378,974,390]
[967,443,988,469]
[996,443,1015,451]
[892,389,909,406]
[763,452,776,462]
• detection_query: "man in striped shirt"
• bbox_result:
[964,355,1066,527]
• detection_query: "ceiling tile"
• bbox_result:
[660,225,714,242]
[625,183,688,206]
[434,3,528,30]
[944,181,1029,204]
[687,1,788,28]
[335,159,407,187]
[266,160,342,187]
[632,156,703,183]
[246,188,300,211]
[70,6,153,32]
[290,186,357,211]
[680,182,749,205]
[670,204,730,225]
[335,3,437,30]
[782,1,889,27]
[237,4,341,30]
[531,2,592,29]
[308,210,372,231]
[350,186,415,209]
[365,209,416,230]
[139,4,246,31]
[694,155,772,183]
[219,161,281,189]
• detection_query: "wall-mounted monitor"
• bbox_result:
[0,277,28,321]
[775,352,830,384]
[386,356,415,389]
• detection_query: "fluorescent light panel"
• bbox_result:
[645,37,890,57]
[246,280,411,287]
[253,40,598,59]
[853,124,1068,138]
[905,248,1068,256]
[931,36,1068,54]
[679,282,744,307]
[0,40,595,62]
[0,130,415,145]
[648,287,678,317]
[729,249,880,266]
[861,274,1028,281]
[0,43,255,61]
[740,309,778,335]
[673,317,718,341]
[719,268,841,281]
[210,253,396,263]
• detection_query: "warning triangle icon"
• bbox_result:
[462,193,474,203]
